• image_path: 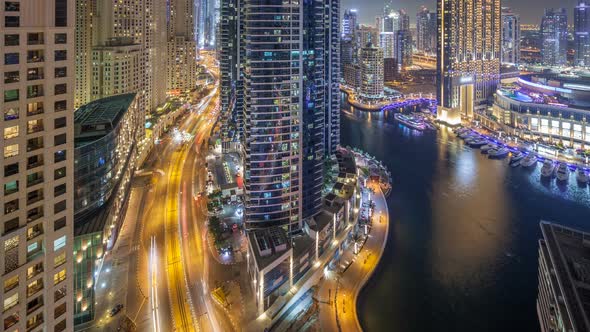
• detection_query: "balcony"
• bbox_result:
[26,281,43,297]
[27,263,43,280]
[4,200,19,214]
[26,51,44,64]
[27,190,43,205]
[27,175,43,188]
[3,312,19,330]
[54,286,66,302]
[27,123,44,135]
[27,207,43,223]
[27,103,44,116]
[27,137,44,152]
[27,155,44,170]
[26,226,43,241]
[27,33,44,46]
[26,86,44,99]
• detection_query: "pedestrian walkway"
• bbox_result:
[81,187,146,331]
[318,180,390,332]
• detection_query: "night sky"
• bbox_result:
[342,0,580,25]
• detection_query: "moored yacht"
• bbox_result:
[541,160,555,178]
[576,167,588,184]
[509,151,525,167]
[555,163,570,182]
[488,147,509,159]
[394,113,426,131]
[480,143,497,154]
[468,138,488,148]
[520,154,538,168]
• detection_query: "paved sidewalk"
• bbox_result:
[318,180,390,332]
[82,186,146,331]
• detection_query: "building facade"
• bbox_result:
[72,93,142,325]
[537,221,590,332]
[502,7,521,66]
[75,0,167,113]
[167,0,198,92]
[240,0,339,231]
[541,8,568,66]
[416,6,436,55]
[493,75,590,149]
[437,0,501,124]
[359,44,384,99]
[575,1,590,67]
[1,0,75,330]
[342,9,358,42]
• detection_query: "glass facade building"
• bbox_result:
[239,0,340,231]
[73,93,142,326]
[437,0,501,121]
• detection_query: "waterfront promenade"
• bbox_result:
[317,180,390,332]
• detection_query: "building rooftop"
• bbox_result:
[540,221,590,332]
[248,227,291,271]
[75,93,136,147]
[307,210,334,233]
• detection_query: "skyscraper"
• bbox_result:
[536,221,590,332]
[541,8,568,66]
[575,1,590,67]
[437,0,501,123]
[342,9,358,42]
[360,44,384,99]
[501,7,521,66]
[325,0,341,156]
[239,0,339,231]
[75,0,167,113]
[416,6,436,55]
[1,0,75,330]
[167,0,198,91]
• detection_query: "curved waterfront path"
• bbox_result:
[318,180,390,331]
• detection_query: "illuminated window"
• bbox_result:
[54,252,66,267]
[53,235,66,251]
[3,293,18,312]
[4,144,19,158]
[4,125,18,139]
[53,269,66,285]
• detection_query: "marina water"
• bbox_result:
[341,104,590,332]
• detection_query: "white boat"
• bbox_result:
[468,138,488,147]
[576,168,589,184]
[509,151,525,167]
[394,113,426,131]
[520,154,538,168]
[541,160,555,178]
[454,127,468,135]
[480,143,497,154]
[459,131,473,139]
[555,163,569,182]
[488,147,509,159]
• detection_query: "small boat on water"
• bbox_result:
[459,131,473,139]
[520,154,538,168]
[394,113,426,131]
[541,160,555,178]
[555,163,570,182]
[488,147,509,159]
[509,151,525,167]
[576,168,589,184]
[468,138,488,148]
[454,127,468,134]
[480,143,497,154]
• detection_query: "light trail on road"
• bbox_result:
[150,236,161,332]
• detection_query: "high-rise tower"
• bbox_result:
[541,8,568,66]
[437,0,501,123]
[239,0,339,231]
[416,6,436,55]
[1,0,75,330]
[575,1,590,67]
[501,7,521,66]
[167,0,198,91]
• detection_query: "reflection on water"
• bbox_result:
[342,106,590,332]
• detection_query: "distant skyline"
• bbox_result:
[342,0,579,25]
